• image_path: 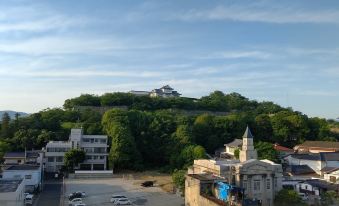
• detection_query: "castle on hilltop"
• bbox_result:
[129,85,181,98]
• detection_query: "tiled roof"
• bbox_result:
[3,152,25,158]
[296,141,339,149]
[320,167,339,173]
[4,165,40,171]
[224,139,242,147]
[286,165,315,175]
[289,154,320,160]
[303,179,337,190]
[274,144,293,152]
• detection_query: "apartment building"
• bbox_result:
[45,128,108,173]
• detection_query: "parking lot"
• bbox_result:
[64,178,184,206]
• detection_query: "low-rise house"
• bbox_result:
[273,143,294,159]
[294,141,339,153]
[45,128,108,173]
[0,178,25,206]
[284,152,339,175]
[296,179,338,197]
[2,165,42,193]
[284,165,320,180]
[224,139,242,157]
[3,151,43,165]
[186,127,283,206]
[150,85,181,98]
[322,167,339,183]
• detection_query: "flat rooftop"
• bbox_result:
[4,165,40,171]
[0,179,23,193]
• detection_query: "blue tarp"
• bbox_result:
[217,182,232,201]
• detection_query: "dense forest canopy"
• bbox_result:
[1,91,338,172]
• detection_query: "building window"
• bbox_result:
[100,139,106,144]
[56,156,63,162]
[274,178,277,188]
[25,175,32,179]
[99,156,105,159]
[48,157,54,162]
[254,180,260,191]
[305,185,308,190]
[266,179,270,190]
[243,180,247,189]
[14,175,21,178]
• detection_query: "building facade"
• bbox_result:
[45,128,108,172]
[150,85,181,98]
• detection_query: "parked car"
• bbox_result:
[25,194,34,205]
[141,181,154,187]
[74,203,86,206]
[113,198,132,205]
[110,195,127,203]
[69,193,82,200]
[76,191,86,197]
[69,192,86,200]
[298,193,309,201]
[68,198,82,206]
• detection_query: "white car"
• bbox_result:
[113,198,132,205]
[74,203,86,206]
[25,194,34,205]
[110,195,127,203]
[69,198,82,206]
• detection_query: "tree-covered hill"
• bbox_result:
[0,91,338,172]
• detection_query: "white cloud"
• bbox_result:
[173,5,339,24]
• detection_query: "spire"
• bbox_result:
[243,125,253,139]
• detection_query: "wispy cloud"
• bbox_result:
[173,4,339,24]
[200,50,272,60]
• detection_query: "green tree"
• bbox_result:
[1,112,11,138]
[170,145,206,169]
[255,141,279,162]
[234,148,240,159]
[64,149,86,172]
[321,191,337,206]
[172,169,186,194]
[274,189,306,206]
[0,141,10,162]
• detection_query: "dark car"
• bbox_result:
[68,192,82,200]
[141,181,154,187]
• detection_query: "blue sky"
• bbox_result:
[0,0,338,119]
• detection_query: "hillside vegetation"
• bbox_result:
[0,91,338,172]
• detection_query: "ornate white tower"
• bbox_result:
[239,126,258,162]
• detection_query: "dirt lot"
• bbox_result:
[64,176,184,206]
[122,171,176,193]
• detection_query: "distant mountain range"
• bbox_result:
[0,110,29,119]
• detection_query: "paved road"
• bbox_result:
[37,179,62,206]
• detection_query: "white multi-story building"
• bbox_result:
[45,128,108,173]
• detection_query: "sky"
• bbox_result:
[0,0,338,119]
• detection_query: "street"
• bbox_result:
[36,179,62,206]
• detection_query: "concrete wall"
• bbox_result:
[185,176,222,206]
